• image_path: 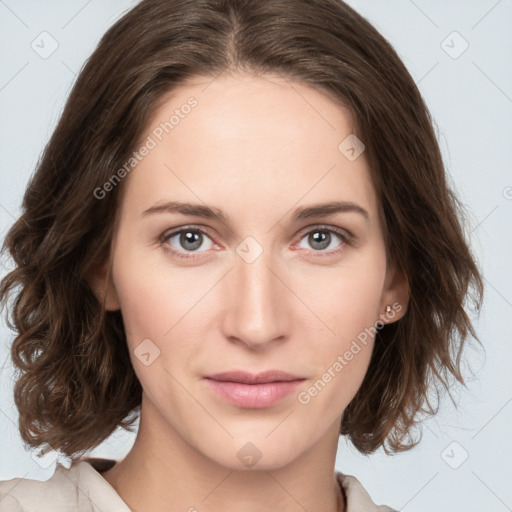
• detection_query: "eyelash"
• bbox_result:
[159,224,353,260]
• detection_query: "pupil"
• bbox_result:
[181,231,202,251]
[310,231,330,250]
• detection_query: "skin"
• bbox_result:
[95,72,408,512]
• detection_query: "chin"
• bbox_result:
[200,436,303,472]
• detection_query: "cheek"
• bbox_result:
[111,246,216,372]
[294,255,386,341]
[112,238,193,334]
[111,262,202,402]
[292,254,386,407]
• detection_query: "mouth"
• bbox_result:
[204,370,305,384]
[203,370,306,409]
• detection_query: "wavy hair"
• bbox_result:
[0,0,483,459]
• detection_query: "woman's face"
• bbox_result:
[103,73,406,470]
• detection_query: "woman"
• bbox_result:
[0,0,482,510]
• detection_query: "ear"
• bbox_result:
[378,261,409,325]
[86,261,121,311]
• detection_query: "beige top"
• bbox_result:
[0,459,397,511]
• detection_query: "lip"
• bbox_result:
[204,370,304,384]
[203,370,306,409]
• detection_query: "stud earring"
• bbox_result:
[385,305,392,314]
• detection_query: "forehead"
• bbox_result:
[150,72,356,156]
[120,72,378,223]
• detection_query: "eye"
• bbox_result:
[296,226,351,255]
[160,227,217,259]
[159,224,352,260]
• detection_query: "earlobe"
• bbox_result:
[87,262,121,311]
[380,264,409,324]
[103,273,121,311]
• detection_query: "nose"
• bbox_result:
[221,246,290,350]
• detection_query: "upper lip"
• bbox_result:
[204,370,305,384]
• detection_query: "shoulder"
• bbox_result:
[0,462,78,511]
[336,472,398,512]
[0,458,124,512]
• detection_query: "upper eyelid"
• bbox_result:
[296,223,352,238]
[161,224,216,243]
[161,224,352,247]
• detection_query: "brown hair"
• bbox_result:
[0,0,483,459]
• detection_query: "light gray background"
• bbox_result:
[0,1,511,511]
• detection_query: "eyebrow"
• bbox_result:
[141,200,369,223]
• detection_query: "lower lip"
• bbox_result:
[203,378,305,409]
